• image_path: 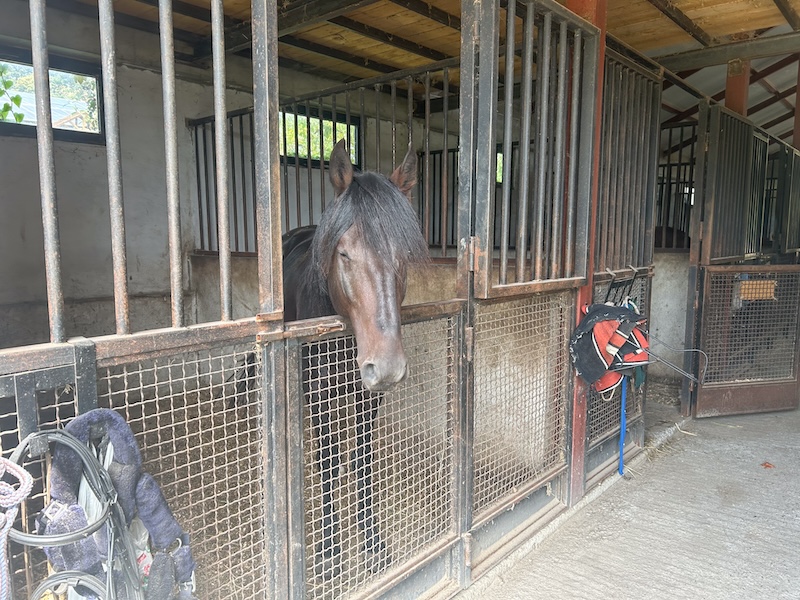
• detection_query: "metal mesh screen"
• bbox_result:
[586,276,650,445]
[95,342,267,598]
[1,383,79,598]
[472,293,572,517]
[302,317,456,600]
[702,269,800,384]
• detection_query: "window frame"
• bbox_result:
[0,45,105,146]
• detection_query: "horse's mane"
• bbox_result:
[310,170,429,294]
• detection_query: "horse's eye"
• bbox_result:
[339,251,350,260]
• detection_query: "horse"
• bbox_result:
[283,139,429,578]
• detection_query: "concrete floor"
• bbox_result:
[456,391,800,600]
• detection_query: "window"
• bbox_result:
[0,48,103,143]
[278,108,358,167]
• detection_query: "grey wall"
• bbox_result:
[649,253,691,382]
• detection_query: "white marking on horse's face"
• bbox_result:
[328,226,408,392]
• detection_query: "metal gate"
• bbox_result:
[686,103,800,417]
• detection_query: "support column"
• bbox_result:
[725,58,750,117]
[565,0,606,506]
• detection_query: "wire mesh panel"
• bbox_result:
[472,292,572,518]
[299,317,456,600]
[95,342,267,599]
[701,268,800,384]
[1,379,80,598]
[586,275,650,446]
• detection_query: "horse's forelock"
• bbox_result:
[311,171,429,281]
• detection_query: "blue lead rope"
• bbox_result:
[618,376,627,476]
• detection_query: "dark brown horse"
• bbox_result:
[283,139,428,578]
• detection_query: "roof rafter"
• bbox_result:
[658,31,800,70]
[328,16,451,62]
[645,0,714,46]
[772,0,800,31]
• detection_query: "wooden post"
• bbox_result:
[565,0,606,506]
[725,58,750,116]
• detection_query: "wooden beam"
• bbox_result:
[762,109,793,130]
[387,0,461,31]
[280,35,400,74]
[749,86,796,115]
[645,0,714,46]
[329,16,451,62]
[658,31,800,70]
[278,0,383,37]
[772,0,800,31]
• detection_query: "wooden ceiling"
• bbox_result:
[54,0,800,142]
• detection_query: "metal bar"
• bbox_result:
[407,75,414,148]
[159,0,184,327]
[250,113,258,248]
[359,87,366,170]
[195,125,206,251]
[29,0,66,342]
[14,372,40,444]
[212,0,232,321]
[72,338,98,414]
[565,29,581,277]
[345,92,352,159]
[440,67,450,258]
[424,72,432,242]
[320,96,327,206]
[294,105,302,227]
[305,100,313,219]
[239,114,250,252]
[515,1,536,282]
[391,80,397,166]
[550,20,568,279]
[375,84,382,168]
[98,0,130,334]
[533,12,553,281]
[608,62,623,271]
[499,1,516,284]
[281,111,290,231]
[252,0,283,315]
[230,117,240,252]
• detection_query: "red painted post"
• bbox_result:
[725,58,750,117]
[565,0,606,505]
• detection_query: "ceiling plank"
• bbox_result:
[278,0,384,37]
[644,0,714,47]
[772,0,800,31]
[658,31,800,70]
[328,16,451,62]
[280,35,400,74]
[388,0,461,31]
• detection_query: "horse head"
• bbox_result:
[314,139,427,392]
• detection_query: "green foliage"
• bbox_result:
[279,112,357,163]
[0,63,25,124]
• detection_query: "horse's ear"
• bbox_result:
[329,139,353,196]
[390,142,417,198]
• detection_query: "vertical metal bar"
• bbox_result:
[533,12,552,281]
[212,0,231,321]
[499,1,516,284]
[159,0,184,327]
[231,117,240,252]
[345,92,352,160]
[250,113,258,245]
[565,29,581,277]
[391,80,397,166]
[549,20,568,279]
[319,97,326,206]
[72,338,98,414]
[252,0,282,315]
[359,87,367,170]
[195,125,206,251]
[424,72,432,242]
[281,111,290,231]
[608,62,623,271]
[239,114,250,252]
[407,75,414,148]
[305,100,313,217]
[98,0,130,334]
[441,68,450,258]
[597,58,613,272]
[29,0,65,342]
[622,69,638,269]
[375,84,382,168]
[515,2,536,282]
[294,105,302,227]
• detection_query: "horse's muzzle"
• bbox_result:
[360,359,408,392]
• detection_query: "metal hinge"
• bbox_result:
[464,326,474,363]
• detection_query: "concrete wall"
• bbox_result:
[649,252,691,382]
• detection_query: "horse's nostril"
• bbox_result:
[362,362,379,387]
